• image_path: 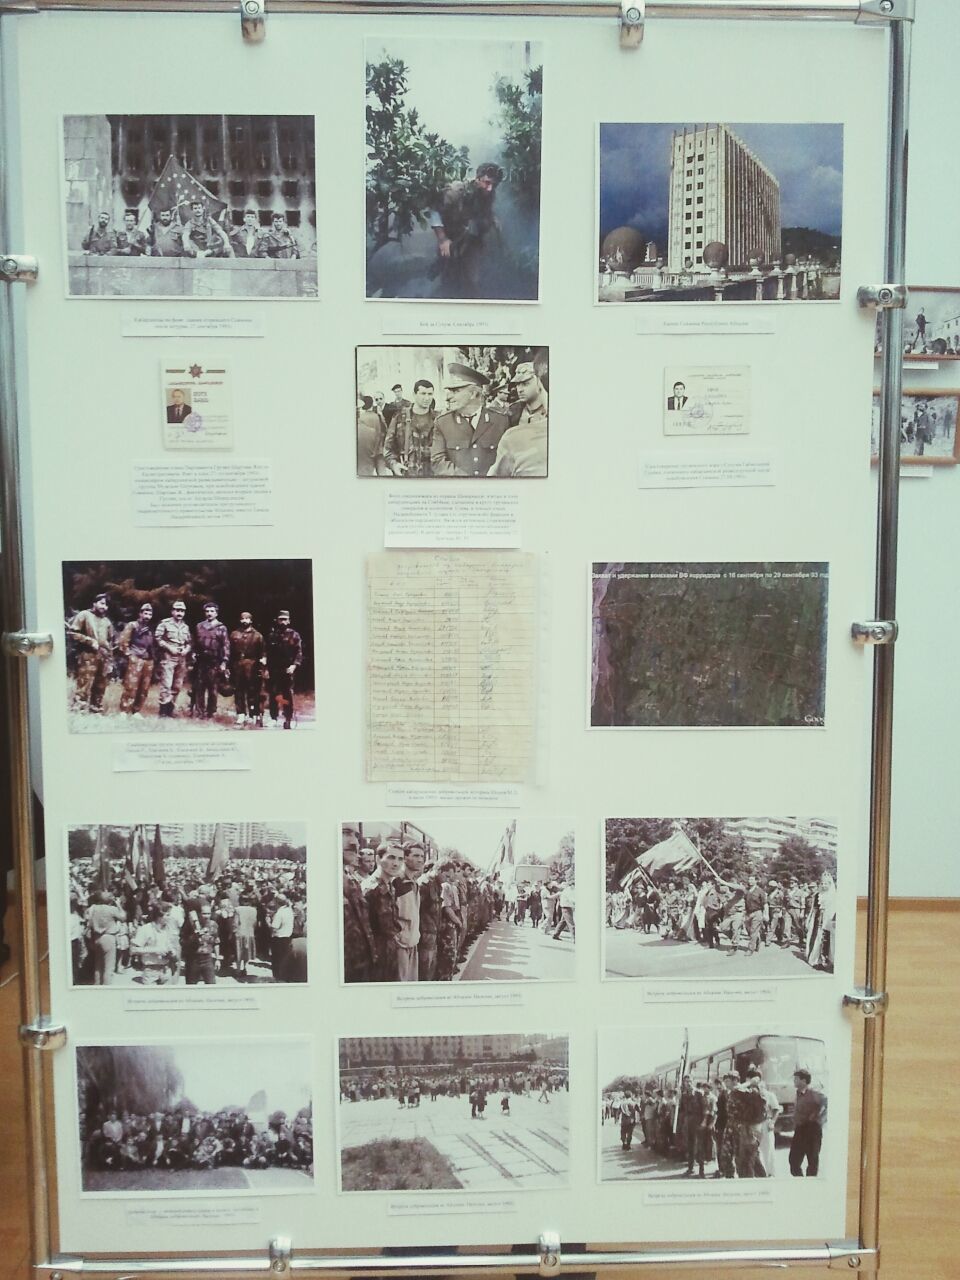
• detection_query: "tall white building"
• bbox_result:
[667,124,781,272]
[727,817,838,860]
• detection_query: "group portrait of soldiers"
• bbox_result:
[65,588,308,730]
[356,345,549,479]
[80,203,305,261]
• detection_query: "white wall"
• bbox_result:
[885,0,960,897]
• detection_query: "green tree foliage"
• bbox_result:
[366,57,470,250]
[491,66,542,210]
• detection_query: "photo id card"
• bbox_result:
[161,356,233,450]
[663,366,750,436]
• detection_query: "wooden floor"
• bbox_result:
[0,903,957,1280]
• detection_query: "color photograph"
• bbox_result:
[68,822,307,987]
[598,123,842,304]
[338,1033,569,1192]
[62,559,314,732]
[365,38,542,301]
[599,1025,828,1182]
[591,562,829,728]
[604,817,837,979]
[357,345,548,477]
[77,1041,314,1194]
[342,818,575,984]
[63,114,317,298]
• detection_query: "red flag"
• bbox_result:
[151,824,166,890]
[148,155,227,221]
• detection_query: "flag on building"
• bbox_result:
[205,822,229,880]
[151,824,166,890]
[148,156,227,221]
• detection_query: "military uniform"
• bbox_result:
[343,870,376,982]
[194,617,230,718]
[118,617,156,714]
[230,625,265,722]
[182,217,232,258]
[417,874,442,981]
[384,408,438,477]
[429,406,509,477]
[730,1084,767,1177]
[115,227,149,256]
[431,179,498,298]
[182,917,220,985]
[81,224,116,254]
[69,609,115,712]
[155,616,192,714]
[148,222,184,257]
[363,877,400,982]
[266,621,303,727]
[254,228,300,259]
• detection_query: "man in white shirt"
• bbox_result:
[395,841,424,982]
[270,894,294,981]
[551,881,576,940]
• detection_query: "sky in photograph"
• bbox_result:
[417,817,573,872]
[599,122,844,245]
[598,1026,826,1087]
[366,37,543,169]
[164,1042,312,1114]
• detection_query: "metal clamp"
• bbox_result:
[539,1233,561,1278]
[19,1018,67,1052]
[851,620,898,645]
[857,0,915,22]
[619,1,644,48]
[843,988,889,1019]
[269,1238,292,1275]
[856,283,907,310]
[241,0,265,43]
[827,1243,879,1271]
[0,254,38,283]
[2,629,54,658]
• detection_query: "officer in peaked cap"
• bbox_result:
[429,362,509,477]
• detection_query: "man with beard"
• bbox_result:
[115,210,148,256]
[182,200,233,259]
[265,609,302,729]
[68,593,115,713]
[384,379,438,477]
[362,842,403,982]
[230,610,265,727]
[429,162,503,299]
[193,601,229,721]
[430,363,509,477]
[489,362,549,477]
[148,208,184,257]
[254,212,300,259]
[81,211,116,255]
[117,601,156,719]
[342,826,376,983]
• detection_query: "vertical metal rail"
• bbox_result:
[859,15,911,1263]
[0,16,55,1273]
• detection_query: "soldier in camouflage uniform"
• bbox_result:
[265,609,303,729]
[342,826,376,983]
[362,843,403,982]
[717,1073,739,1177]
[117,602,156,716]
[230,611,266,727]
[383,379,438,477]
[194,601,230,720]
[436,862,465,981]
[68,593,115,713]
[429,162,503,299]
[417,862,443,982]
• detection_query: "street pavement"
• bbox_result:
[604,928,827,979]
[600,1121,794,1180]
[457,918,575,982]
[339,1091,570,1191]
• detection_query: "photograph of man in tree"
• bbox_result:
[365,37,543,302]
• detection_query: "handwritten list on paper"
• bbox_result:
[366,552,536,783]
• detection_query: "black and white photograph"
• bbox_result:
[604,817,837,979]
[871,388,960,464]
[598,123,843,304]
[62,559,315,732]
[76,1041,314,1194]
[337,1032,569,1192]
[342,818,575,984]
[599,1026,828,1182]
[875,287,960,359]
[365,37,542,301]
[68,822,307,987]
[357,345,548,477]
[591,562,829,728]
[63,115,317,298]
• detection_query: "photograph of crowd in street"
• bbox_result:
[342,819,575,984]
[870,389,959,464]
[68,822,307,987]
[598,123,842,304]
[604,817,837,979]
[365,38,542,301]
[356,345,548,478]
[63,114,317,298]
[62,559,314,732]
[878,287,960,359]
[591,562,829,728]
[76,1041,314,1194]
[338,1033,569,1192]
[599,1026,828,1182]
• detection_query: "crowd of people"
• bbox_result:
[604,1067,827,1179]
[81,1102,313,1176]
[606,868,836,969]
[340,1063,569,1110]
[342,828,574,983]
[357,351,548,479]
[66,594,305,729]
[80,203,307,260]
[898,398,955,456]
[69,854,307,986]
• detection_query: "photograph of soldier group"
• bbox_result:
[342,819,575,984]
[356,345,548,478]
[604,817,837,979]
[62,559,314,732]
[68,823,307,988]
[77,1042,314,1193]
[337,1033,569,1191]
[365,38,542,301]
[600,1027,828,1181]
